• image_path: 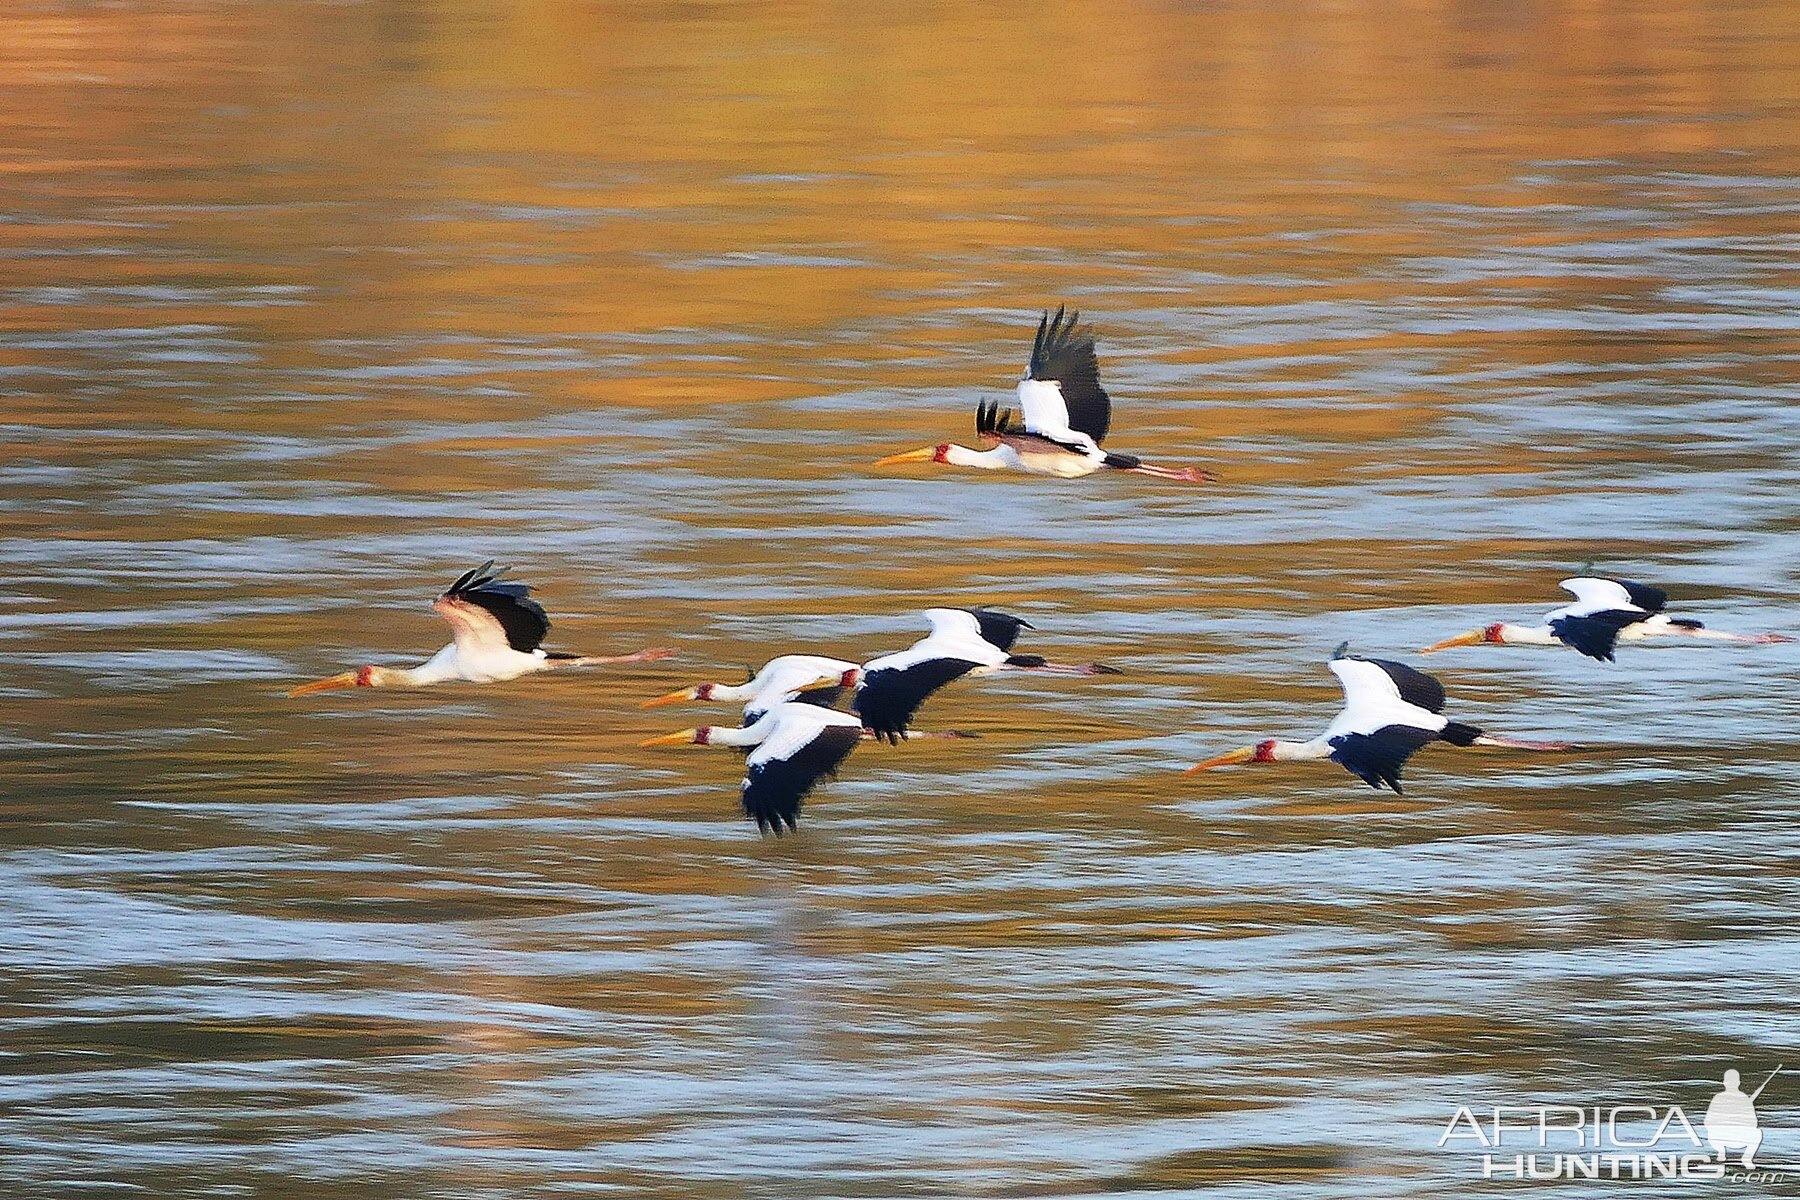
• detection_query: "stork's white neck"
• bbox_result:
[1498,623,1562,646]
[942,444,1015,470]
[700,679,755,704]
[702,710,777,749]
[1268,736,1335,762]
[397,643,465,686]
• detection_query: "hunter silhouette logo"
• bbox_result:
[1439,1063,1791,1182]
[1704,1066,1780,1168]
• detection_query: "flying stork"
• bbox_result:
[874,306,1212,482]
[640,701,866,835]
[853,607,1114,742]
[641,654,864,724]
[642,608,1119,742]
[288,562,672,695]
[1185,644,1573,793]
[1421,576,1795,663]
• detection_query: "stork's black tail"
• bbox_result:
[1439,722,1483,747]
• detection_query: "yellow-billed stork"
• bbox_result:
[1421,576,1795,663]
[643,608,1119,744]
[288,562,672,696]
[874,306,1212,483]
[1186,644,1573,793]
[641,654,863,724]
[640,701,866,835]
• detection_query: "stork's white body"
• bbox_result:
[401,638,553,686]
[936,442,1103,478]
[861,608,1011,677]
[725,654,861,720]
[1268,657,1447,762]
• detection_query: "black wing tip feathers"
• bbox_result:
[1439,721,1483,747]
[441,560,551,653]
[1028,304,1089,374]
[964,608,1034,652]
[975,399,1024,437]
[445,560,532,600]
[1621,580,1669,614]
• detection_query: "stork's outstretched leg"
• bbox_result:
[994,657,1124,676]
[1672,627,1794,645]
[1133,463,1215,483]
[1471,734,1578,751]
[547,647,675,668]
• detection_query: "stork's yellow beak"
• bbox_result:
[640,686,701,709]
[287,671,361,698]
[1420,629,1487,654]
[874,446,937,467]
[1184,745,1259,774]
[639,728,702,748]
[796,674,845,692]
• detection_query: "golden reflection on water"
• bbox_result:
[3,0,1800,1195]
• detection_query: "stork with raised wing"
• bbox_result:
[874,306,1212,482]
[288,562,671,695]
[1186,645,1573,793]
[1421,576,1794,663]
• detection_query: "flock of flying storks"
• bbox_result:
[290,308,1793,834]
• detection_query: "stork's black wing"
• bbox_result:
[1027,306,1112,444]
[966,608,1033,653]
[975,400,1023,439]
[853,658,981,743]
[741,725,862,835]
[787,687,848,712]
[1549,611,1642,662]
[1360,658,1448,714]
[1619,580,1668,614]
[1329,725,1440,793]
[443,561,550,653]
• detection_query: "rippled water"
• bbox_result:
[4,2,1800,1196]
